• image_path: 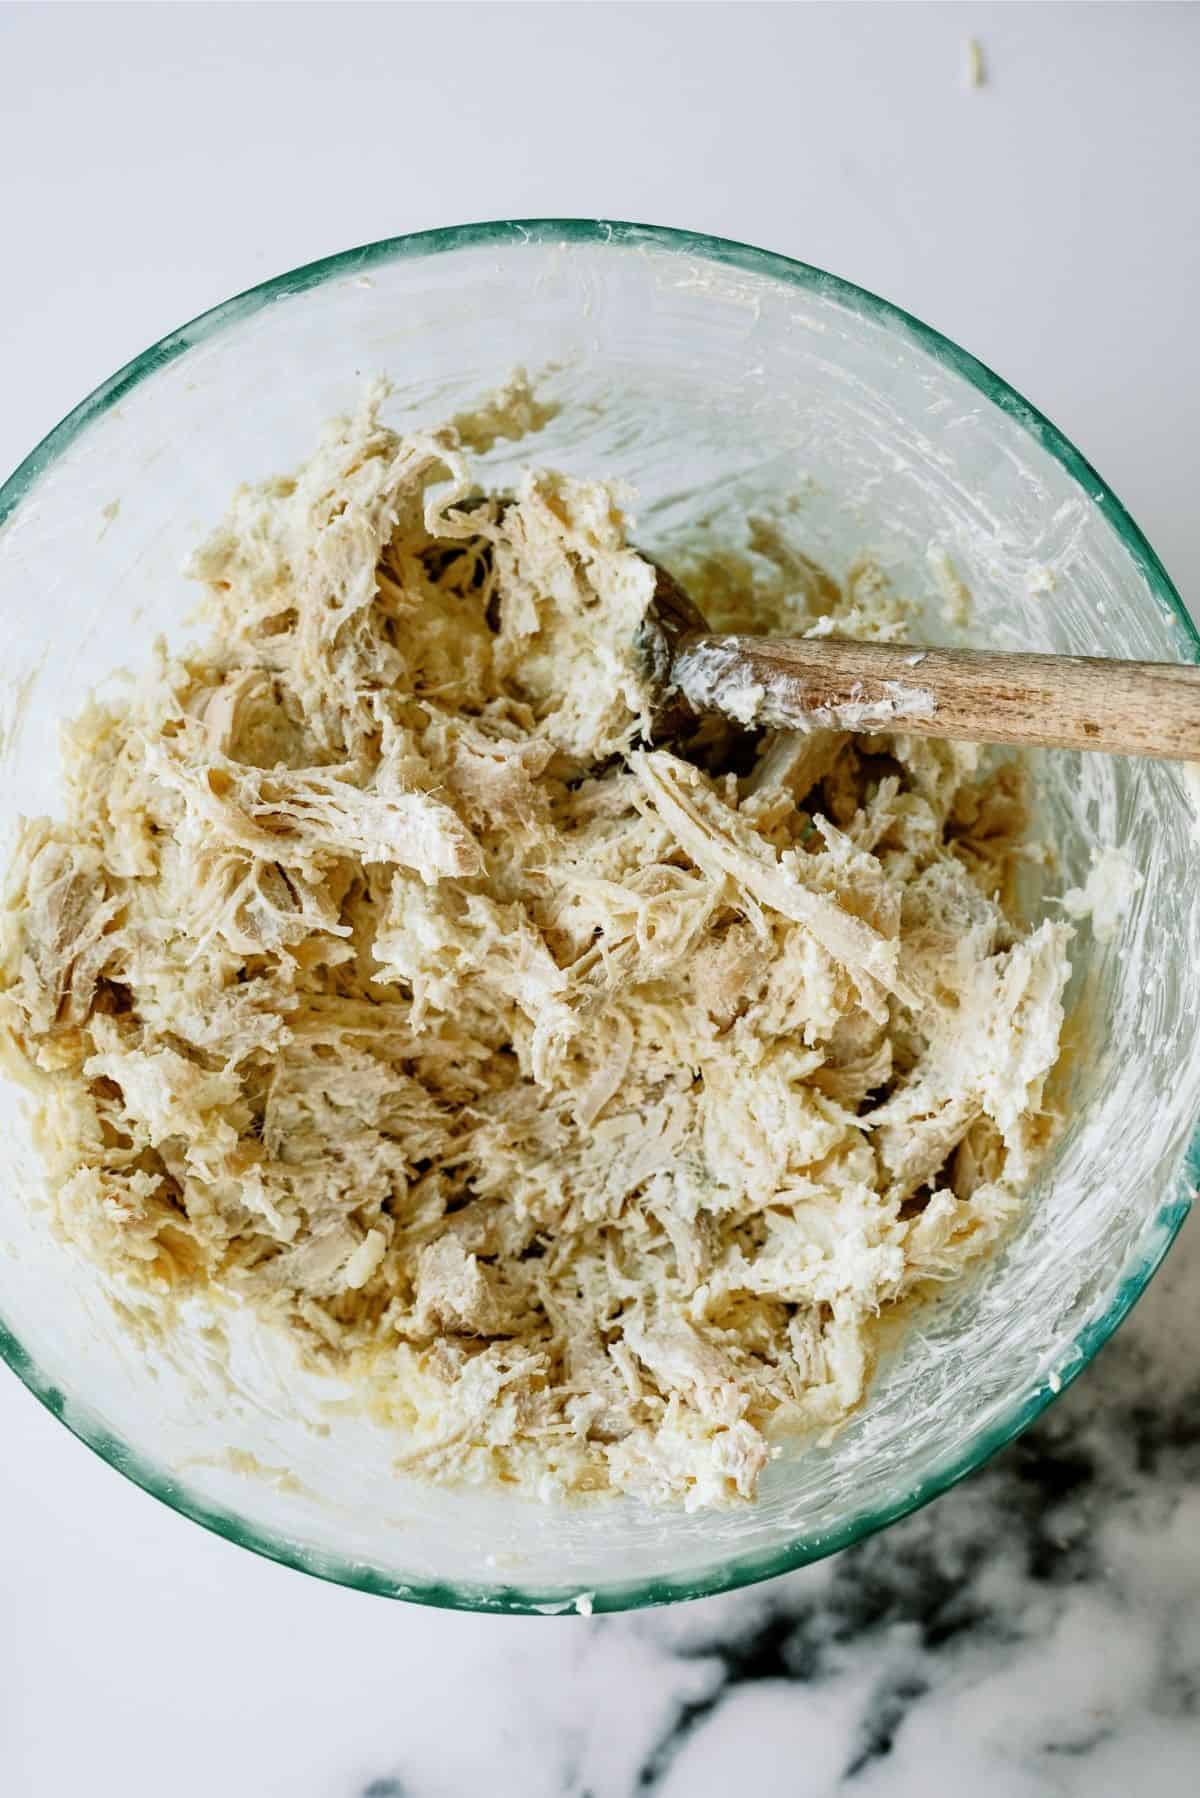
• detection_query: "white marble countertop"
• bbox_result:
[2,5,1198,1793]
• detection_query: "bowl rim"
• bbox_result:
[1,216,1197,1615]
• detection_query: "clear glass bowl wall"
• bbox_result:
[1,222,1197,1613]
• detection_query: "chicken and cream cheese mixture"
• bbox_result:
[0,386,1073,1510]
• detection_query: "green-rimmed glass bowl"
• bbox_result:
[1,221,1198,1614]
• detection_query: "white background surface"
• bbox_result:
[1,6,1198,1796]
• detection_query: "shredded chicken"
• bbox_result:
[0,388,1072,1509]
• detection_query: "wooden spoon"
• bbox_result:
[642,565,1200,761]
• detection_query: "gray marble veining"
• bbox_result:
[356,1218,1200,1798]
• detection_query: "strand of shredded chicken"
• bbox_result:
[0,389,1072,1509]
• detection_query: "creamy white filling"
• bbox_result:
[0,383,1071,1510]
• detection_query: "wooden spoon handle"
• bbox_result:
[670,635,1200,760]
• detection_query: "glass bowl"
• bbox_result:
[1,221,1198,1615]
